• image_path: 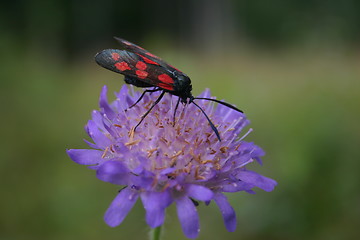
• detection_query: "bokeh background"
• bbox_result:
[1,0,360,239]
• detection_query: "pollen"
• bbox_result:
[220,146,229,153]
[209,148,217,154]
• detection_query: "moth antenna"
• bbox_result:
[191,101,221,141]
[193,97,243,113]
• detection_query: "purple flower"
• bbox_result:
[67,85,277,239]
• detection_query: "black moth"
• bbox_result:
[95,37,243,141]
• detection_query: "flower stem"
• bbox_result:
[150,226,162,240]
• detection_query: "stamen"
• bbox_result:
[125,139,140,146]
[194,166,205,180]
[102,147,109,158]
[160,137,169,145]
[147,148,158,158]
[220,146,229,154]
[200,160,213,164]
[160,182,170,191]
[239,128,253,141]
[171,150,183,159]
[128,126,135,140]
[183,162,192,173]
[144,100,153,109]
[175,125,181,135]
[110,145,115,152]
[154,166,167,170]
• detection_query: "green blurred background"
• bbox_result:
[1,0,360,239]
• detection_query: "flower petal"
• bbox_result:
[66,149,103,165]
[187,184,214,201]
[221,181,253,192]
[115,85,135,109]
[140,190,172,228]
[86,120,112,149]
[213,193,237,232]
[176,196,200,239]
[96,160,129,185]
[237,170,277,192]
[104,187,139,227]
[99,85,116,119]
[83,138,98,149]
[91,110,105,131]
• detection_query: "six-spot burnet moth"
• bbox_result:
[95,37,242,141]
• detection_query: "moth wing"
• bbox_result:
[114,37,182,72]
[95,49,176,91]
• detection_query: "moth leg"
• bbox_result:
[127,88,161,110]
[149,87,158,95]
[172,97,181,126]
[134,91,165,131]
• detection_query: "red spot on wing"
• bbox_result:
[135,61,147,70]
[115,61,131,71]
[136,70,148,79]
[158,73,174,84]
[137,54,160,65]
[137,54,181,71]
[112,52,120,61]
[158,83,173,91]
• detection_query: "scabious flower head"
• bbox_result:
[67,85,276,239]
